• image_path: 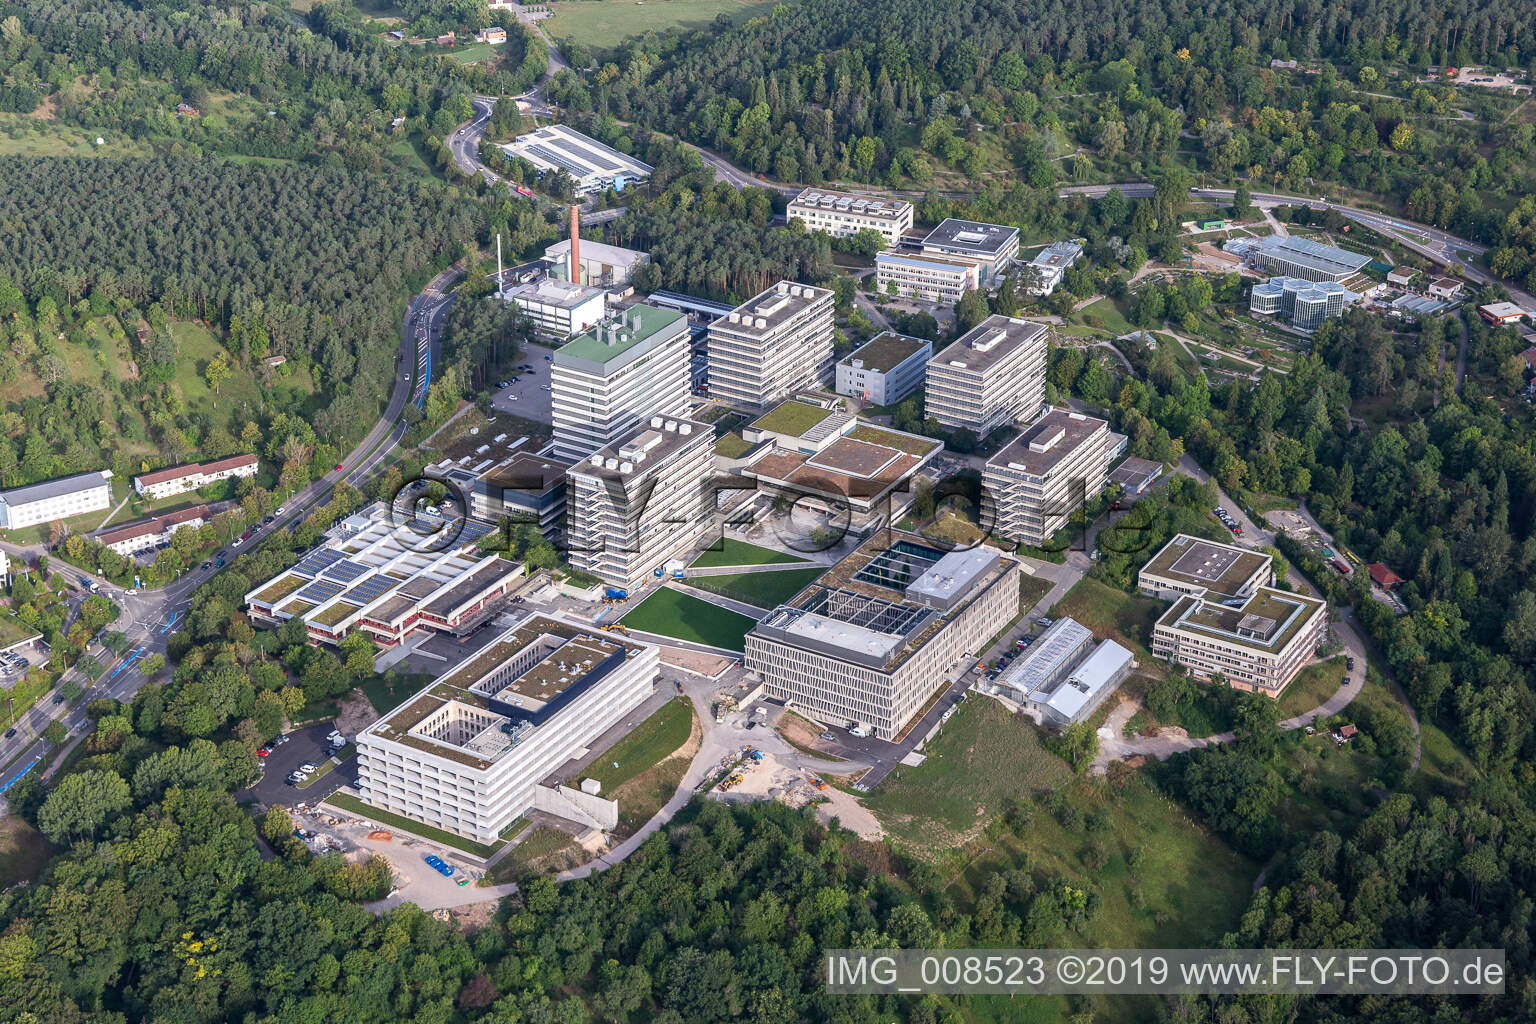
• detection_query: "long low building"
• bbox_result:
[133,454,258,499]
[501,125,653,194]
[745,532,1020,740]
[543,238,650,289]
[1138,534,1273,601]
[355,614,659,844]
[0,470,113,531]
[988,616,1135,728]
[244,504,526,648]
[96,504,211,557]
[789,189,913,247]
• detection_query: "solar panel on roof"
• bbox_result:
[525,143,590,177]
[554,137,625,172]
[322,559,368,583]
[345,575,397,607]
[294,548,345,578]
[297,580,345,603]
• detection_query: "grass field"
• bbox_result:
[360,673,433,715]
[690,538,806,568]
[489,826,584,880]
[0,817,52,887]
[863,699,1070,852]
[446,42,503,65]
[1049,578,1166,666]
[1016,571,1054,611]
[620,588,758,650]
[0,117,158,158]
[583,697,694,792]
[545,0,776,49]
[686,567,825,608]
[326,793,497,858]
[1275,658,1348,718]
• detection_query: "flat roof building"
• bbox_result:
[1479,301,1528,325]
[983,409,1123,547]
[988,617,1134,727]
[875,251,981,305]
[835,332,932,407]
[441,453,570,542]
[919,219,1021,287]
[550,303,691,462]
[925,315,1049,436]
[707,282,835,413]
[504,276,607,339]
[1427,278,1463,300]
[0,470,112,531]
[1249,277,1357,330]
[355,613,659,844]
[501,125,653,194]
[542,238,650,289]
[1138,534,1274,601]
[743,422,942,529]
[745,532,1020,740]
[133,454,258,500]
[1152,586,1327,695]
[1109,456,1164,495]
[1247,236,1370,282]
[565,416,716,587]
[789,189,914,247]
[1022,240,1084,296]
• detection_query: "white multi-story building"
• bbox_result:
[565,416,716,587]
[355,614,659,844]
[707,282,835,413]
[835,332,932,406]
[789,189,914,247]
[550,304,691,462]
[504,276,607,339]
[983,409,1123,547]
[745,535,1019,740]
[874,251,982,304]
[1138,534,1275,602]
[924,315,1048,436]
[919,219,1020,288]
[1248,277,1357,330]
[0,470,112,531]
[133,454,258,499]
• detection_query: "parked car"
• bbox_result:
[1346,656,1356,671]
[424,855,455,877]
[818,732,835,742]
[51,694,64,704]
[275,506,286,516]
[4,729,14,739]
[256,747,270,757]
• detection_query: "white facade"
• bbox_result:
[707,282,835,413]
[550,304,692,462]
[98,505,210,557]
[501,125,653,194]
[924,316,1049,436]
[983,409,1121,547]
[505,277,607,338]
[919,219,1021,287]
[355,616,659,844]
[875,251,981,304]
[834,333,931,406]
[133,454,258,499]
[1022,240,1083,296]
[0,471,112,531]
[1152,589,1327,696]
[542,238,650,288]
[566,416,716,587]
[789,189,913,247]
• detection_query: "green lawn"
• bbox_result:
[1049,577,1166,666]
[545,0,776,49]
[690,538,807,568]
[1276,658,1348,718]
[0,117,158,158]
[1016,571,1054,610]
[1073,295,1136,336]
[619,588,758,650]
[714,432,753,458]
[325,793,496,858]
[446,42,502,64]
[173,321,263,416]
[686,567,825,608]
[360,673,432,715]
[582,697,695,792]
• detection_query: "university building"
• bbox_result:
[924,315,1048,436]
[789,189,914,247]
[874,251,982,304]
[982,409,1124,547]
[707,282,835,413]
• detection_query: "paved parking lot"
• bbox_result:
[489,356,554,422]
[240,722,358,807]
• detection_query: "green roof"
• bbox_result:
[840,331,928,374]
[749,400,835,437]
[556,305,686,366]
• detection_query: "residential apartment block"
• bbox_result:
[565,416,715,587]
[835,332,932,406]
[745,535,1020,740]
[924,315,1048,436]
[550,304,691,462]
[789,189,913,247]
[133,454,258,499]
[0,470,112,531]
[97,505,210,557]
[707,282,835,413]
[355,614,659,844]
[919,219,1020,287]
[874,251,982,304]
[983,409,1123,547]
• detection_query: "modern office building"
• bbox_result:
[1022,240,1084,296]
[542,238,650,289]
[919,219,1021,287]
[0,470,113,531]
[354,614,659,844]
[745,533,1020,740]
[1248,277,1357,330]
[244,504,526,648]
[707,282,835,413]
[97,505,210,557]
[565,416,716,587]
[504,276,607,339]
[1138,534,1275,601]
[550,304,691,462]
[1245,235,1370,282]
[440,453,570,541]
[874,251,983,304]
[924,315,1049,435]
[835,332,932,406]
[789,189,914,247]
[988,617,1135,728]
[500,125,653,194]
[1151,587,1327,695]
[133,454,258,499]
[983,409,1123,547]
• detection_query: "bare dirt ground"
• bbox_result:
[776,710,834,754]
[660,646,735,677]
[334,690,378,737]
[723,752,884,840]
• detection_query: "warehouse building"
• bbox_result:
[919,219,1020,287]
[133,454,258,500]
[924,315,1049,435]
[789,189,913,247]
[835,332,932,406]
[982,409,1123,547]
[707,282,835,413]
[355,614,659,844]
[550,304,691,462]
[1479,301,1529,325]
[745,533,1020,740]
[987,617,1135,728]
[565,416,716,587]
[501,125,653,194]
[542,238,650,289]
[0,470,113,531]
[874,251,982,304]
